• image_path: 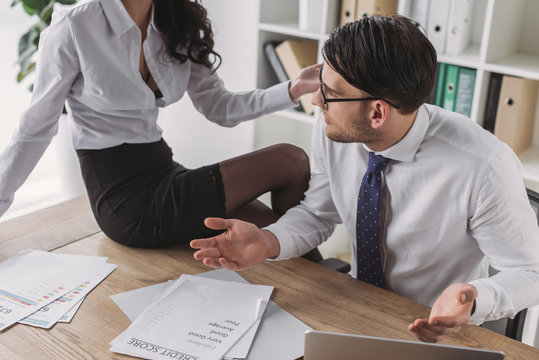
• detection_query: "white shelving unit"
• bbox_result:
[251,0,539,346]
[253,0,348,260]
[253,0,539,193]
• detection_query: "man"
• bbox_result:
[190,15,539,343]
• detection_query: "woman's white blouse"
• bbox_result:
[0,0,295,215]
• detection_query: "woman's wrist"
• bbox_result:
[288,80,300,104]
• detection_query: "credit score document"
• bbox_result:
[111,269,313,360]
[110,275,273,360]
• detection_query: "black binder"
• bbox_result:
[263,41,304,112]
[483,73,503,133]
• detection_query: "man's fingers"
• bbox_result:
[193,248,221,260]
[219,258,239,271]
[412,326,442,343]
[204,217,233,231]
[203,257,222,268]
[412,318,429,328]
[190,237,218,250]
[422,324,456,336]
[429,316,459,328]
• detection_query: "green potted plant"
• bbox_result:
[12,0,77,89]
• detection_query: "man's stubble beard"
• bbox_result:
[324,111,380,144]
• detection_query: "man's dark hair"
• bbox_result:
[322,15,437,114]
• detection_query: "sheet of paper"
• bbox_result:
[191,270,312,360]
[18,263,117,328]
[111,269,312,360]
[111,281,174,322]
[58,297,84,323]
[112,277,259,360]
[110,275,273,360]
[0,249,114,331]
[111,278,260,360]
[196,271,266,360]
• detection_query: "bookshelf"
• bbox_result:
[253,0,539,193]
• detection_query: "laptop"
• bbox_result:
[304,330,505,360]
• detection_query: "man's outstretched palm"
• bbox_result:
[409,283,477,342]
[190,217,279,271]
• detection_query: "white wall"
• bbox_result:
[158,0,259,167]
[0,0,260,221]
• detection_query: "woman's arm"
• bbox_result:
[186,62,320,127]
[0,12,80,217]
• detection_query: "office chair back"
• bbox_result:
[527,188,539,224]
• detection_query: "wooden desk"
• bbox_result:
[1,196,538,359]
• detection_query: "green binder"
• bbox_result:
[434,63,447,106]
[442,64,459,111]
[454,67,476,117]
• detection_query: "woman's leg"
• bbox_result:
[218,143,310,227]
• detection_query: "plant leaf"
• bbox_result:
[38,1,55,24]
[22,0,50,14]
[16,61,36,83]
[22,2,35,15]
[18,25,40,59]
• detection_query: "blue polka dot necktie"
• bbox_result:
[356,152,391,288]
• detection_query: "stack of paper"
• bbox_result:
[111,269,313,360]
[110,274,273,360]
[0,249,117,331]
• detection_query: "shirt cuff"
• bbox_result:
[263,223,297,261]
[266,81,297,110]
[468,280,495,325]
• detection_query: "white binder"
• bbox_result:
[409,0,430,35]
[299,0,323,32]
[426,0,451,54]
[445,0,474,55]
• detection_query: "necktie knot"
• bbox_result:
[367,152,391,176]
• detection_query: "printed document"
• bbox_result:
[18,263,117,328]
[110,275,273,360]
[111,269,312,360]
[0,249,116,331]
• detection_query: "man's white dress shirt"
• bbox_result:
[0,0,294,216]
[266,104,539,324]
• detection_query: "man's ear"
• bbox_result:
[370,100,390,129]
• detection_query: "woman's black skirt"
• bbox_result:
[77,138,226,248]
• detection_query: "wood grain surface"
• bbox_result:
[1,198,538,359]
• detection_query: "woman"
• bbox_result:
[0,0,319,247]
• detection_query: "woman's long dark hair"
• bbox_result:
[154,0,221,71]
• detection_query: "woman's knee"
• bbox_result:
[270,143,310,183]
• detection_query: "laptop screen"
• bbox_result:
[304,330,505,360]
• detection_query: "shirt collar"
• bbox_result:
[101,0,158,37]
[149,4,160,33]
[100,0,134,37]
[364,104,429,162]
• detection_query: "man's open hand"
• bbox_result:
[409,283,477,343]
[190,217,280,271]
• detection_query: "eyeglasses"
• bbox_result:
[318,64,400,110]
